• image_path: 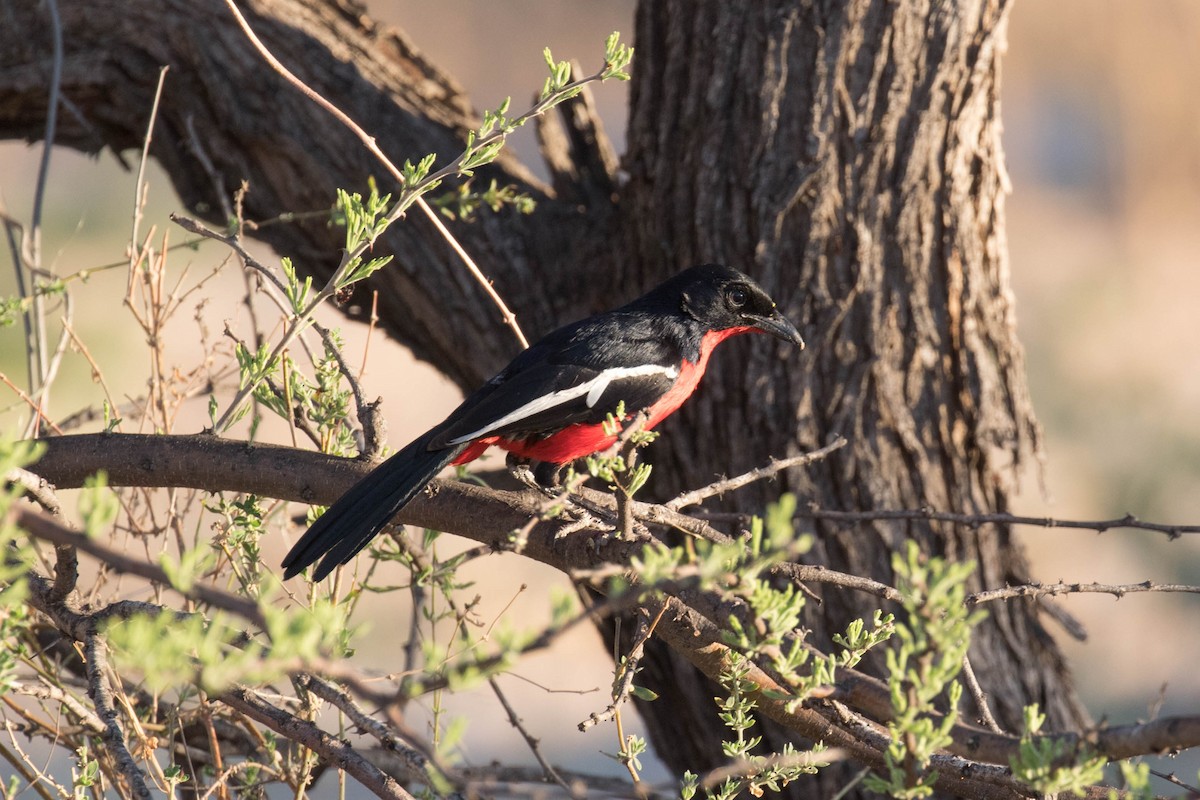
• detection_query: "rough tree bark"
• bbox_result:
[605,3,1091,790]
[0,0,1088,795]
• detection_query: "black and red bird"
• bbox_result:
[282,264,803,580]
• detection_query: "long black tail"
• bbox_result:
[281,433,467,580]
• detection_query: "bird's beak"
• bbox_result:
[747,310,805,349]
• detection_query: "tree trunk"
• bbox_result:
[0,0,1087,794]
[606,2,1090,790]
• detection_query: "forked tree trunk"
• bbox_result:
[0,0,1087,795]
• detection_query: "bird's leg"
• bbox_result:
[505,452,541,492]
[506,455,652,539]
[533,460,564,489]
[507,454,570,494]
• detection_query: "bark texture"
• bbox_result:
[0,0,1087,795]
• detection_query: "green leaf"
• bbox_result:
[631,685,659,702]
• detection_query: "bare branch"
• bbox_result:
[667,437,848,511]
[295,673,437,786]
[490,676,578,797]
[961,656,1005,734]
[220,685,415,800]
[802,504,1200,540]
[14,505,266,627]
[774,563,903,604]
[1148,768,1200,796]
[967,580,1200,606]
[579,602,668,731]
[8,680,105,735]
[85,633,153,800]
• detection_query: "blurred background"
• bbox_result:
[1,0,1198,791]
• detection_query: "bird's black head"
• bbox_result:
[660,264,804,348]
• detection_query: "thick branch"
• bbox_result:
[21,432,1200,783]
[0,0,613,387]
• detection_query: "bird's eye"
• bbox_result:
[727,287,748,308]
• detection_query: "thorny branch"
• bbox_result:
[667,436,848,511]
[968,579,1200,605]
[802,504,1200,539]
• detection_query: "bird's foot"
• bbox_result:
[506,453,538,489]
[507,453,566,500]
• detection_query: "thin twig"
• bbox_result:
[667,436,848,510]
[9,679,106,734]
[295,673,442,786]
[961,656,1004,733]
[358,290,380,380]
[579,602,668,732]
[21,0,65,437]
[129,67,169,273]
[61,320,120,426]
[184,112,235,224]
[489,676,578,796]
[1148,768,1200,796]
[393,592,623,703]
[802,504,1200,539]
[198,761,282,800]
[220,0,529,347]
[772,563,903,604]
[0,211,37,397]
[27,291,74,427]
[1,723,64,800]
[0,372,64,435]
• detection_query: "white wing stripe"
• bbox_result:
[444,364,679,445]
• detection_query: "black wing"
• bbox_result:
[428,361,677,448]
[427,310,688,449]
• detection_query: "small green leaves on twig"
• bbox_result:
[280,257,311,315]
[103,598,352,694]
[539,48,582,108]
[865,542,986,799]
[208,33,635,430]
[431,179,537,221]
[585,403,658,500]
[1009,705,1107,796]
[402,153,437,188]
[462,98,514,174]
[602,31,634,82]
[334,184,395,289]
[708,656,825,799]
